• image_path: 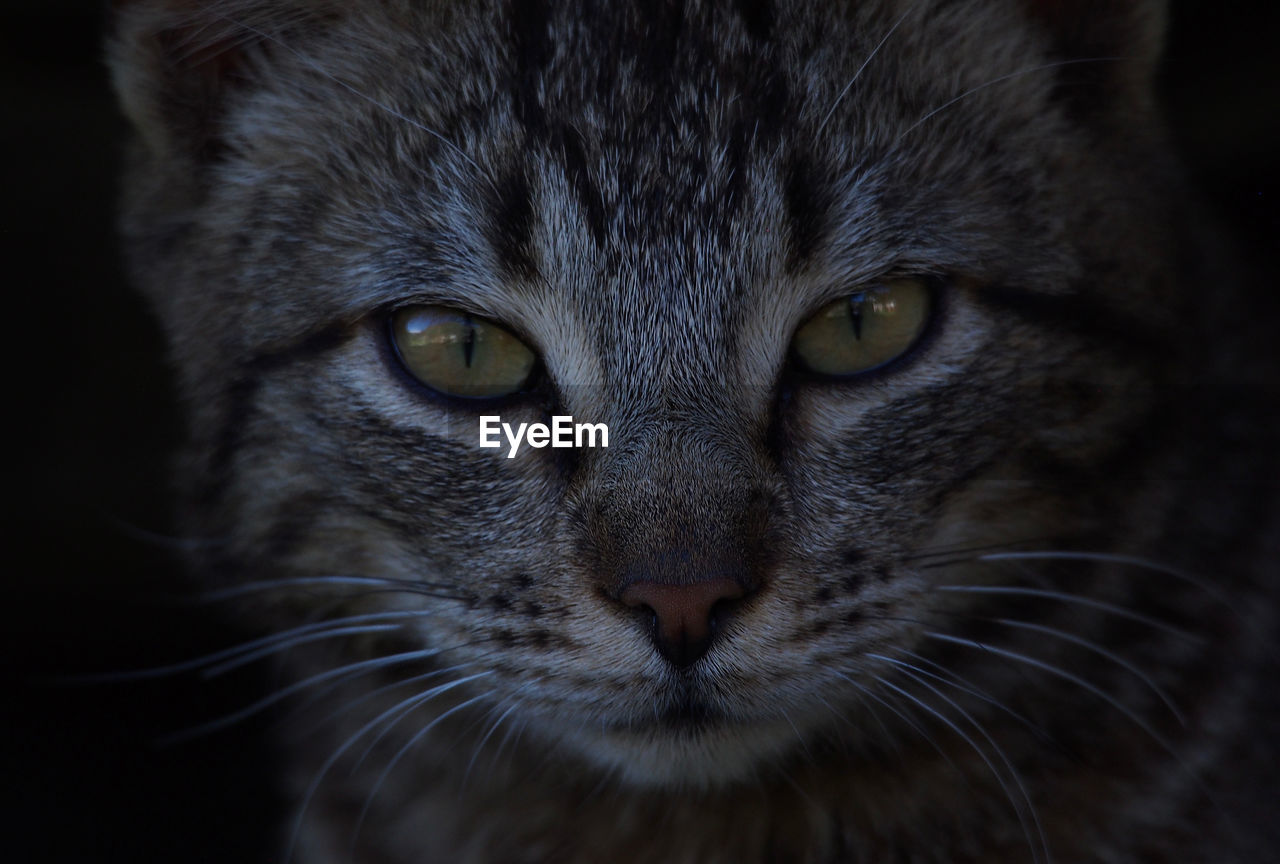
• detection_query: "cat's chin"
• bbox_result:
[553,714,806,789]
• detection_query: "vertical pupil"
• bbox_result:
[848,293,865,341]
[462,315,476,368]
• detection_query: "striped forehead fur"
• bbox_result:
[109,0,1276,861]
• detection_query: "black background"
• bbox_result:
[4,3,1277,861]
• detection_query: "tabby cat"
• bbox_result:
[109,0,1278,861]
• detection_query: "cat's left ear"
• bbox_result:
[107,0,342,167]
[1018,0,1168,121]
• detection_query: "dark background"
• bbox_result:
[4,2,1277,861]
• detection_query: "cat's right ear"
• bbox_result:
[1017,0,1168,123]
[107,0,334,166]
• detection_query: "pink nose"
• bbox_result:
[620,578,745,668]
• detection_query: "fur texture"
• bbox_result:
[111,1,1278,861]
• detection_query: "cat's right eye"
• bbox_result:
[390,305,536,399]
[791,278,932,377]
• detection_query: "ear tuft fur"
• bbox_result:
[1018,0,1168,124]
[107,1,339,164]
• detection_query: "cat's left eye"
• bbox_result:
[792,278,932,377]
[390,305,536,399]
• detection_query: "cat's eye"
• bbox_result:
[390,305,536,399]
[792,279,932,377]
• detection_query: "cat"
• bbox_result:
[109,0,1279,861]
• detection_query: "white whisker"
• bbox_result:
[896,57,1120,141]
[463,684,535,786]
[106,514,229,551]
[832,671,958,774]
[200,623,407,677]
[875,674,1045,864]
[349,689,497,852]
[923,631,1174,754]
[933,584,1201,643]
[872,655,1050,864]
[986,617,1186,727]
[194,574,464,603]
[976,551,1241,615]
[276,635,492,726]
[815,5,914,136]
[890,647,1056,747]
[486,707,531,785]
[159,647,449,745]
[283,671,494,864]
[348,665,480,773]
[66,610,420,683]
[294,664,469,741]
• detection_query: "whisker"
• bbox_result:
[932,585,1202,643]
[779,704,818,770]
[923,630,1238,831]
[349,689,497,854]
[830,671,960,777]
[776,750,824,811]
[922,632,1176,755]
[347,666,483,773]
[874,657,1050,864]
[293,664,470,741]
[888,647,1059,749]
[157,647,451,745]
[486,705,531,785]
[896,57,1121,141]
[62,610,430,683]
[105,514,230,551]
[582,757,622,806]
[463,695,526,787]
[901,536,1058,563]
[281,671,492,864]
[874,674,1046,864]
[193,574,467,604]
[975,551,1242,616]
[199,623,405,677]
[815,4,914,136]
[169,7,316,66]
[984,617,1186,727]
[281,637,496,726]
[810,691,863,759]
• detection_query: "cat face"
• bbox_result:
[113,0,1211,800]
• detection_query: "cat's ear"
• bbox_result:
[1018,0,1168,122]
[107,0,337,165]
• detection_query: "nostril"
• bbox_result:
[619,578,746,668]
[635,602,659,634]
[708,595,738,637]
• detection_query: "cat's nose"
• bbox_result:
[621,578,745,668]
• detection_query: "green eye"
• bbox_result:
[792,279,932,377]
[390,305,536,399]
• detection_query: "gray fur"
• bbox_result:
[111,1,1278,861]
